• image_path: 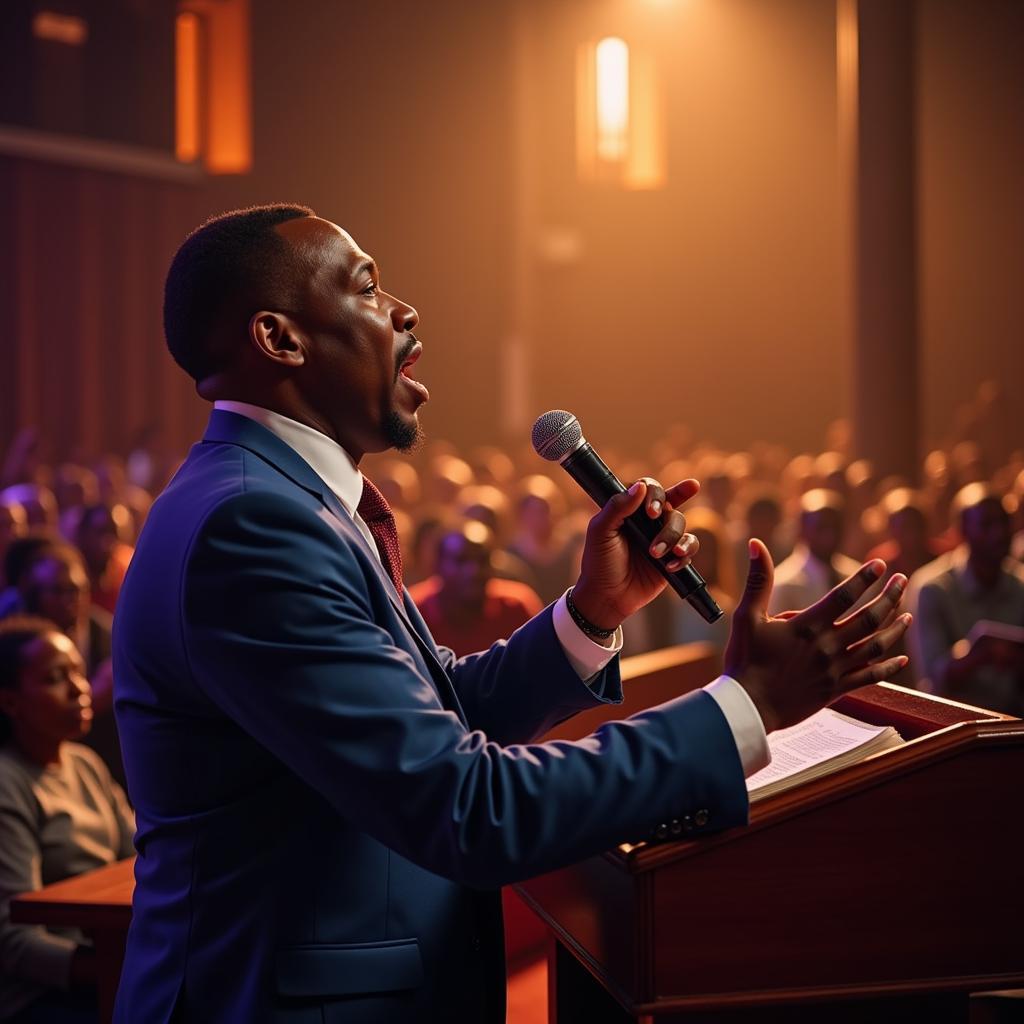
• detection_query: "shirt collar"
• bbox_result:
[790,542,833,584]
[213,400,363,515]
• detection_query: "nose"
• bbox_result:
[390,297,418,334]
[71,671,91,701]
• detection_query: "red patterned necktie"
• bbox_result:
[357,477,404,594]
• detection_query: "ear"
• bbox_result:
[249,311,307,369]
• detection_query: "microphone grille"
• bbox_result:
[531,410,583,462]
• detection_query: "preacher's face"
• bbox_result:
[275,218,425,459]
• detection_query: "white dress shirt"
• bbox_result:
[214,401,769,776]
[768,542,864,616]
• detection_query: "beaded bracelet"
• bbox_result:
[566,587,617,639]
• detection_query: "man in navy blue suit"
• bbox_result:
[112,205,911,1022]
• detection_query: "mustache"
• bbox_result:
[394,333,419,376]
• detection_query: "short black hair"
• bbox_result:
[3,533,57,590]
[952,483,1006,530]
[163,203,315,382]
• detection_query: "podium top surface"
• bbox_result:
[614,682,1021,874]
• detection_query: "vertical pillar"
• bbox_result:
[837,0,919,481]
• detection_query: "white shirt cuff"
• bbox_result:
[552,590,623,682]
[703,674,771,777]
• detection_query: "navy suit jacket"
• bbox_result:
[112,411,748,1023]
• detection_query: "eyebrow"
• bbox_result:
[351,258,378,282]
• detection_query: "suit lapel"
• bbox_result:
[317,493,469,726]
[201,411,468,724]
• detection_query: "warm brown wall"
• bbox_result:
[522,0,843,456]
[221,0,846,457]
[0,155,207,460]
[199,0,519,450]
[916,0,1024,458]
[1,0,1020,467]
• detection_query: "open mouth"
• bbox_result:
[399,343,421,381]
[397,342,430,402]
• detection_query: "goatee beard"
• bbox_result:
[384,410,423,453]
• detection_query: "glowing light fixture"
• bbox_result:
[174,0,252,173]
[595,36,630,161]
[32,11,88,46]
[577,36,666,189]
[175,12,201,163]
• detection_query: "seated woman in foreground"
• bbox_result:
[0,617,134,1023]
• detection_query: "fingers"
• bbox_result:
[837,654,910,692]
[637,477,667,519]
[839,612,912,674]
[595,479,649,532]
[832,573,908,648]
[647,509,692,564]
[795,560,886,629]
[663,532,699,572]
[736,538,776,618]
[631,477,698,569]
[664,478,701,510]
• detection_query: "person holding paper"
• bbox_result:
[908,483,1024,714]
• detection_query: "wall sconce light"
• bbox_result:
[577,36,666,190]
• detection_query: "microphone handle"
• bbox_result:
[561,443,723,622]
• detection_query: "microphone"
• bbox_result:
[532,410,722,623]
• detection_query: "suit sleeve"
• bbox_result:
[427,607,624,746]
[182,491,749,888]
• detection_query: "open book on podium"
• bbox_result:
[746,706,905,801]
[519,678,1024,1021]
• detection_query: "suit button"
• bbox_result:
[694,809,709,828]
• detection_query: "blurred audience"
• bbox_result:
[841,459,879,559]
[729,488,788,591]
[3,372,1022,722]
[0,538,58,621]
[0,486,58,536]
[866,488,947,584]
[73,506,134,618]
[666,507,734,657]
[907,484,1024,715]
[405,512,447,588]
[0,503,28,579]
[1010,468,1024,564]
[0,617,134,1023]
[53,467,100,541]
[769,489,863,614]
[456,485,535,587]
[408,522,543,657]
[19,547,110,680]
[506,476,582,605]
[16,547,122,788]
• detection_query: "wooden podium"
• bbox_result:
[517,682,1024,1023]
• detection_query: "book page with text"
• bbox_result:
[747,708,903,800]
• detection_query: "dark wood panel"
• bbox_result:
[520,685,1024,1017]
